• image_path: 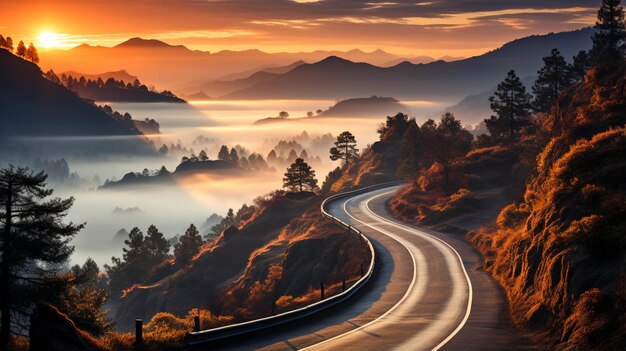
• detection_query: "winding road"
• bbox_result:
[206,185,534,350]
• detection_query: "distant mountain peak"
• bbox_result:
[115,37,187,49]
[317,56,354,65]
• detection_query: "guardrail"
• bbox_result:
[184,182,403,345]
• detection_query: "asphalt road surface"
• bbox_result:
[206,185,535,351]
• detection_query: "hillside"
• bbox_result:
[468,67,626,350]
[61,70,138,83]
[319,96,409,118]
[224,28,595,101]
[113,193,370,331]
[0,48,154,158]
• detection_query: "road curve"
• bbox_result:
[205,185,534,350]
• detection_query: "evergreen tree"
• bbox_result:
[0,167,84,350]
[217,145,230,162]
[278,111,289,119]
[229,148,239,164]
[485,70,533,142]
[287,149,298,162]
[569,50,592,82]
[283,158,319,192]
[396,120,423,179]
[174,224,203,265]
[15,41,26,58]
[144,225,170,262]
[5,37,12,52]
[330,131,359,166]
[422,113,473,194]
[198,150,208,161]
[267,150,278,164]
[377,113,412,141]
[0,35,5,49]
[26,43,40,64]
[532,49,572,113]
[590,0,626,66]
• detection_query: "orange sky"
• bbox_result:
[1,0,599,57]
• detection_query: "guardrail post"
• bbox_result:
[320,282,325,300]
[135,319,143,345]
[342,279,346,292]
[194,315,200,332]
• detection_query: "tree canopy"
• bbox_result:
[532,49,572,114]
[329,131,359,165]
[174,224,203,266]
[485,70,533,142]
[590,0,626,66]
[283,158,319,192]
[0,167,83,349]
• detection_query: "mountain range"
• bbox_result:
[41,40,408,88]
[220,28,595,102]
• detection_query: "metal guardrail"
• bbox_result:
[184,182,403,345]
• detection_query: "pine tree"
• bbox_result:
[5,37,12,52]
[590,0,626,66]
[174,224,203,265]
[283,158,319,192]
[15,40,26,58]
[217,145,230,162]
[329,131,359,165]
[0,35,5,49]
[25,43,40,64]
[321,167,343,193]
[569,50,592,82]
[397,120,422,179]
[198,150,208,161]
[229,148,239,164]
[485,70,533,142]
[532,49,572,113]
[422,113,473,194]
[144,225,170,262]
[0,167,84,350]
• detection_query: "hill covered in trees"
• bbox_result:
[45,71,185,103]
[0,48,155,158]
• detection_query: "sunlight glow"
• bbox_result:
[37,31,63,48]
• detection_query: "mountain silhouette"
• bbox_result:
[0,49,154,157]
[224,28,595,101]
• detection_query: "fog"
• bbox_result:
[28,99,450,266]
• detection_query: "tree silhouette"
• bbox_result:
[532,49,572,114]
[217,145,230,162]
[5,37,12,52]
[0,36,5,49]
[590,0,626,66]
[569,50,591,82]
[15,40,26,58]
[329,131,359,165]
[0,167,84,349]
[145,225,170,262]
[283,158,318,192]
[397,119,423,179]
[229,148,239,164]
[198,150,208,161]
[174,224,203,266]
[321,166,342,193]
[267,150,278,164]
[287,149,298,162]
[278,111,289,119]
[485,70,533,142]
[25,43,39,64]
[422,113,473,194]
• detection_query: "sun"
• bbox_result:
[37,31,63,48]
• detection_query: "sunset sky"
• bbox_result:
[2,0,600,57]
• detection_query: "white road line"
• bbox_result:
[362,191,473,350]
[300,187,473,351]
[299,191,421,351]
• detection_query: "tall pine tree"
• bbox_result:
[532,49,572,113]
[0,167,83,350]
[569,51,592,82]
[590,0,626,66]
[174,224,203,266]
[485,70,533,142]
[329,131,359,165]
[283,158,318,192]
